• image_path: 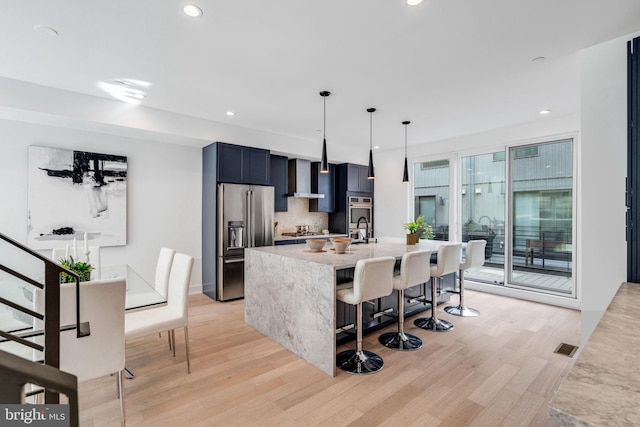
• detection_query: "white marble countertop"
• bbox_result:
[548,282,640,426]
[249,239,451,270]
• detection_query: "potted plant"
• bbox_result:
[403,215,433,245]
[59,256,94,283]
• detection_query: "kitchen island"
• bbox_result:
[245,239,454,376]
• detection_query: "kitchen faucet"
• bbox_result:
[356,216,369,243]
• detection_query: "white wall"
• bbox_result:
[579,32,639,343]
[0,119,203,292]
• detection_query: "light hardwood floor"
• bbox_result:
[78,290,580,426]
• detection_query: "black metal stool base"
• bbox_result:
[379,331,423,351]
[414,316,454,332]
[444,304,480,317]
[336,349,384,374]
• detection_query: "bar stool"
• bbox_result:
[445,240,486,317]
[414,243,462,332]
[336,256,396,374]
[379,250,431,351]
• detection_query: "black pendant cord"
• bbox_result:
[402,121,410,183]
[367,107,376,179]
[322,95,327,169]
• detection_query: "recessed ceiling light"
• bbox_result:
[183,4,203,17]
[34,25,58,37]
[226,111,235,116]
[539,109,551,115]
[374,146,380,150]
[406,0,423,5]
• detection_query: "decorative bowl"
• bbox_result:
[330,237,353,254]
[306,239,326,252]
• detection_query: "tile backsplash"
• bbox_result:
[274,198,328,236]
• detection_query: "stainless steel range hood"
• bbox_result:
[287,158,325,199]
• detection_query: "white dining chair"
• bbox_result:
[59,278,127,426]
[155,247,176,298]
[125,252,194,374]
[154,247,176,348]
[51,246,101,280]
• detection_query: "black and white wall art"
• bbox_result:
[27,146,127,249]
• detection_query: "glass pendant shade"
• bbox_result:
[402,121,410,183]
[367,108,376,179]
[320,91,330,173]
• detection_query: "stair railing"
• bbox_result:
[0,231,84,416]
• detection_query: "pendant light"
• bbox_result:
[319,91,331,173]
[402,121,410,183]
[367,108,376,179]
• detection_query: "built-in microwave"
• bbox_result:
[348,196,372,238]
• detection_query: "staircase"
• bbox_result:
[0,232,84,427]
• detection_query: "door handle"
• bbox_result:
[223,258,244,264]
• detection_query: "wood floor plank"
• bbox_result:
[70,290,580,426]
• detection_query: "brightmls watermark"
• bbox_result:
[1,405,69,426]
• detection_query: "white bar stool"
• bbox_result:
[336,256,396,374]
[445,240,486,317]
[414,243,462,332]
[379,250,431,351]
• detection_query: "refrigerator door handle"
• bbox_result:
[247,189,255,248]
[223,258,245,264]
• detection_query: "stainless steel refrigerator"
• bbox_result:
[217,183,274,301]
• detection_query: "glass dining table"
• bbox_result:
[100,265,166,311]
[1,264,164,380]
[0,264,165,334]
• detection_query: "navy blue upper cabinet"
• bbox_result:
[270,154,288,212]
[216,142,270,185]
[310,162,335,212]
[345,163,373,194]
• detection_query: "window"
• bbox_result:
[414,159,449,240]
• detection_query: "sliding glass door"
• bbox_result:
[460,151,506,284]
[412,139,575,298]
[508,140,574,295]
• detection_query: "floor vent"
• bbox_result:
[554,342,578,357]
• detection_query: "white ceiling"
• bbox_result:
[1,0,639,152]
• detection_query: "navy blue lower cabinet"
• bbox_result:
[274,239,302,246]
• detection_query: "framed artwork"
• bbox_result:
[27,146,127,249]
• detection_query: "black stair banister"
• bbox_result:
[0,349,79,427]
[0,231,87,407]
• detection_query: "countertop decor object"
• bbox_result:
[306,239,326,252]
[403,215,432,244]
[330,237,352,254]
